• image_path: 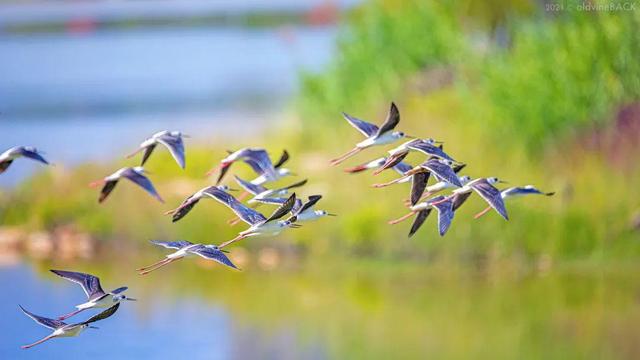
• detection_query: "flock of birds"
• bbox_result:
[331,102,554,237]
[2,103,553,349]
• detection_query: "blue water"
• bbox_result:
[2,263,324,359]
[0,26,337,185]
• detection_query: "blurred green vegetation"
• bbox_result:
[2,0,640,267]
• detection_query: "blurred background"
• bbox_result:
[1,0,640,359]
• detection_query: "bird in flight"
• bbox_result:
[137,240,239,275]
[0,146,49,175]
[18,303,120,349]
[330,102,411,166]
[474,185,554,219]
[89,166,163,203]
[49,269,135,320]
[126,130,188,169]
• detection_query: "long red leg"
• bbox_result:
[405,191,435,205]
[372,176,408,188]
[218,234,246,249]
[22,335,55,349]
[88,179,105,188]
[139,258,181,275]
[57,308,85,321]
[330,147,362,166]
[227,217,242,226]
[136,257,170,271]
[125,148,144,159]
[474,206,492,219]
[388,211,416,225]
[236,191,249,201]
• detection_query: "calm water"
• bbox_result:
[0,26,336,185]
[4,259,640,359]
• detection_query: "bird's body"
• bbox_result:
[195,189,299,248]
[289,195,335,223]
[207,148,291,185]
[249,167,293,186]
[19,303,120,349]
[0,146,49,174]
[410,175,472,204]
[344,156,413,184]
[90,166,163,203]
[373,159,463,203]
[127,130,187,169]
[438,177,509,220]
[137,240,238,275]
[331,102,410,166]
[165,185,233,222]
[234,175,307,204]
[49,270,135,320]
[372,139,452,175]
[388,195,455,237]
[474,185,554,219]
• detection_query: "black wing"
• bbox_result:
[470,179,509,220]
[158,134,186,169]
[451,192,472,211]
[203,187,266,225]
[122,168,164,203]
[50,270,105,300]
[409,209,431,238]
[276,179,308,192]
[341,112,379,137]
[140,144,156,166]
[234,175,267,195]
[273,150,289,169]
[422,160,462,187]
[99,180,118,203]
[375,102,400,137]
[0,159,13,174]
[432,199,455,236]
[296,195,323,215]
[191,245,239,270]
[19,305,66,330]
[408,142,455,162]
[453,164,466,174]
[409,172,430,206]
[378,152,409,173]
[17,147,49,165]
[265,193,297,223]
[149,240,194,250]
[242,149,277,179]
[79,303,120,326]
[393,161,413,175]
[171,196,200,223]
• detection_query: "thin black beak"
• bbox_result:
[327,213,338,216]
[125,297,137,301]
[404,134,415,139]
[89,326,99,329]
[498,180,509,184]
[434,140,444,144]
[227,187,239,192]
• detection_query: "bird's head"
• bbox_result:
[113,293,136,302]
[488,177,507,185]
[278,168,295,176]
[132,166,146,174]
[459,175,472,184]
[439,159,455,167]
[318,210,337,217]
